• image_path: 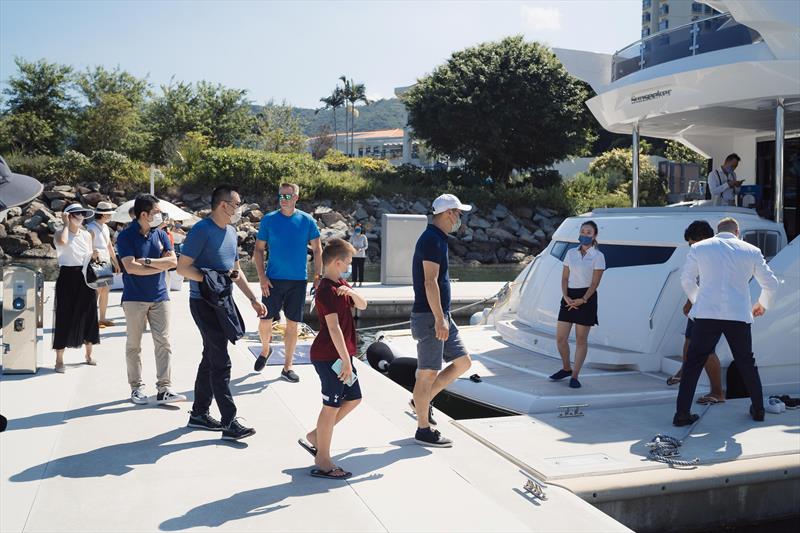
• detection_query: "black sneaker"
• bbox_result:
[750,405,765,422]
[409,398,437,426]
[281,369,300,383]
[672,413,700,427]
[254,346,272,372]
[549,369,572,381]
[414,427,453,448]
[222,418,256,440]
[187,411,223,431]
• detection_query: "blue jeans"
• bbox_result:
[190,298,236,426]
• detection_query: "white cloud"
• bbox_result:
[367,91,384,102]
[520,4,562,31]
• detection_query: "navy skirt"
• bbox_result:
[557,287,598,327]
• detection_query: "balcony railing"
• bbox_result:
[611,13,763,81]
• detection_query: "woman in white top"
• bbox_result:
[87,202,120,327]
[52,203,101,372]
[349,225,368,287]
[549,220,605,389]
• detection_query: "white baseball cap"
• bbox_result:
[432,193,472,215]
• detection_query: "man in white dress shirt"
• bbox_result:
[707,153,744,206]
[674,217,779,425]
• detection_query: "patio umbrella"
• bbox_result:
[111,198,197,223]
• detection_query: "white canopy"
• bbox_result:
[110,198,197,223]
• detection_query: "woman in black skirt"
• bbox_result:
[549,220,605,389]
[52,203,101,373]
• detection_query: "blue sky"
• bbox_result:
[1,0,640,108]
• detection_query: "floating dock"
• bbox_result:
[0,284,627,532]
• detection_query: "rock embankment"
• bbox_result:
[1,183,564,265]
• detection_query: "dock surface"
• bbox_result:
[1,284,627,532]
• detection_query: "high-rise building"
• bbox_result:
[641,0,720,38]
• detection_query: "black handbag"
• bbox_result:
[84,258,114,289]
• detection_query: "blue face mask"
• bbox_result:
[355,228,362,234]
[342,264,352,280]
[579,235,594,246]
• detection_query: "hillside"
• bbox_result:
[287,98,408,136]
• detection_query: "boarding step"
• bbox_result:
[496,319,661,371]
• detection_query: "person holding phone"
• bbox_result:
[299,238,367,480]
[708,153,744,206]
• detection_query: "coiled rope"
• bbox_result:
[645,404,712,467]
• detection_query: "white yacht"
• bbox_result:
[372,0,800,415]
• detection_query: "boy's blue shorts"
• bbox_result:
[312,359,362,408]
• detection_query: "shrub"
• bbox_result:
[321,150,349,171]
[188,147,326,193]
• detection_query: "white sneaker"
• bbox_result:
[156,390,187,404]
[766,397,785,414]
[131,388,149,405]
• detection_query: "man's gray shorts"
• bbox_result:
[410,312,469,371]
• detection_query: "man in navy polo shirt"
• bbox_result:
[410,193,473,447]
[117,194,186,406]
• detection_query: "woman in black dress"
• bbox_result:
[52,204,101,372]
[549,221,605,389]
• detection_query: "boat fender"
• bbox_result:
[366,341,395,372]
[387,357,418,391]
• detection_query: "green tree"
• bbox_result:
[403,36,592,184]
[340,77,368,155]
[316,87,344,152]
[664,140,707,165]
[194,81,253,148]
[76,65,150,108]
[251,100,306,153]
[1,57,75,154]
[588,147,667,206]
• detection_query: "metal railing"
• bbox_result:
[649,268,678,329]
[612,13,763,81]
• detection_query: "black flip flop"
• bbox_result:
[310,467,352,480]
[298,438,317,457]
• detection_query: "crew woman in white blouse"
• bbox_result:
[549,220,605,389]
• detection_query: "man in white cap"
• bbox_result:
[410,193,473,447]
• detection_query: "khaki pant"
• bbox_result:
[123,301,172,392]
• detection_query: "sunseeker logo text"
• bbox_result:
[631,89,672,104]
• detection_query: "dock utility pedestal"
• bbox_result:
[2,265,43,374]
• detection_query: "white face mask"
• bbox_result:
[230,207,242,224]
[342,264,352,280]
[149,213,163,227]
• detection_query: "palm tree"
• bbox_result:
[338,75,351,155]
[316,88,344,151]
[347,81,369,155]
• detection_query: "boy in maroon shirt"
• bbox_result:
[299,238,367,479]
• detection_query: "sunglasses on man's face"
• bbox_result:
[277,194,294,201]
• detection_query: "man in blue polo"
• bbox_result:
[116,194,186,406]
[252,182,322,383]
[410,193,473,447]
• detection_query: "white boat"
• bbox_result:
[372,0,800,415]
[375,206,798,414]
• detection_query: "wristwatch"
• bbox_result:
[145,258,152,266]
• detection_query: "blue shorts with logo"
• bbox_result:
[261,279,307,322]
[312,359,362,408]
[410,312,469,371]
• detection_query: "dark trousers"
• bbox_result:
[676,319,762,414]
[352,257,366,284]
[189,298,237,426]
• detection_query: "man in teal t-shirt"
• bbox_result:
[252,182,322,383]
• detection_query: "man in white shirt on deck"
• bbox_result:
[707,153,745,206]
[674,217,779,426]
